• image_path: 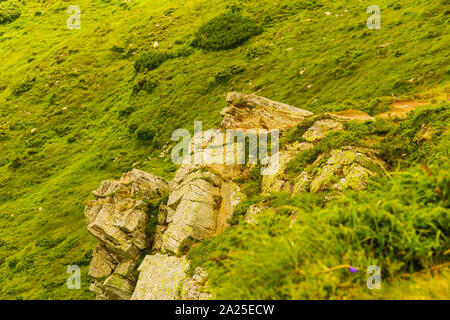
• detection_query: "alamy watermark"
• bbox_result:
[67,5,81,30]
[67,265,81,290]
[367,265,381,290]
[367,5,381,29]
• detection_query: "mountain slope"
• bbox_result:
[0,0,448,299]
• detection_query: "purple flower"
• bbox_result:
[349,267,358,273]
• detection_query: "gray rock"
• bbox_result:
[102,274,136,300]
[302,119,343,142]
[262,142,313,194]
[181,267,212,300]
[92,180,122,198]
[120,169,170,202]
[131,254,189,300]
[221,92,313,131]
[85,169,170,300]
[88,244,117,279]
[292,172,312,194]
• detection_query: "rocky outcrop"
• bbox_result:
[85,169,169,300]
[262,144,386,196]
[261,113,387,196]
[161,168,222,253]
[221,92,313,131]
[85,92,391,300]
[305,146,386,194]
[131,137,246,299]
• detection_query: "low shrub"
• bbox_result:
[135,123,157,142]
[186,238,219,277]
[35,237,66,250]
[175,44,194,57]
[145,194,168,244]
[13,75,35,95]
[133,73,159,93]
[246,42,271,58]
[378,101,450,166]
[0,0,21,24]
[213,63,246,83]
[134,51,175,72]
[191,12,262,51]
[285,130,363,175]
[117,105,136,118]
[178,236,199,256]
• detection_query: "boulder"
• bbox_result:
[162,169,221,253]
[292,172,312,195]
[88,244,117,279]
[216,181,244,233]
[302,119,344,142]
[120,169,169,202]
[85,169,169,300]
[221,92,313,131]
[86,199,146,258]
[92,180,122,198]
[308,147,386,193]
[131,254,189,300]
[102,274,136,300]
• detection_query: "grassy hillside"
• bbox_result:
[0,0,448,299]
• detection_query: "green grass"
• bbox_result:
[0,0,448,299]
[189,161,449,299]
[377,101,450,167]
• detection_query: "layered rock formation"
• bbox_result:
[85,92,389,300]
[121,94,314,300]
[221,92,313,131]
[295,146,386,194]
[262,141,314,193]
[85,169,169,299]
[181,267,212,300]
[132,134,246,300]
[262,115,387,196]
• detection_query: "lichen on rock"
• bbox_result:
[302,119,344,142]
[131,254,189,300]
[221,92,313,131]
[85,169,169,300]
[181,267,213,300]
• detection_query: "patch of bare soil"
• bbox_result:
[378,100,429,120]
[326,110,375,122]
